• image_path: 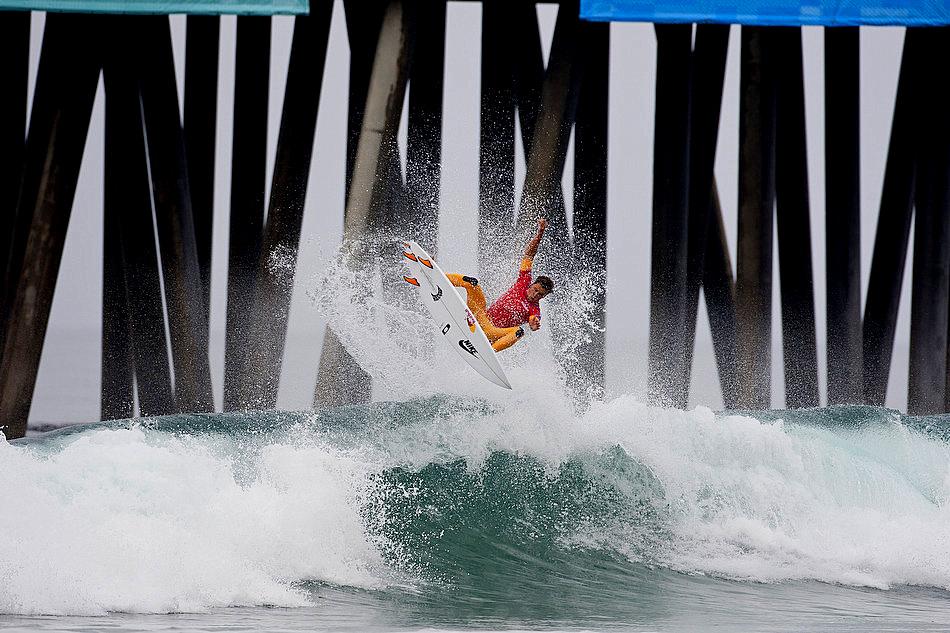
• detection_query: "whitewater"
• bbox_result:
[3,244,950,631]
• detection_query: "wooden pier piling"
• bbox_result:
[512,2,545,155]
[101,159,136,422]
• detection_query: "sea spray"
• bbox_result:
[304,236,605,406]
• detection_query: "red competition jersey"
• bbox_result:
[486,259,541,328]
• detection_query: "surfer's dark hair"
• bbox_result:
[536,275,554,294]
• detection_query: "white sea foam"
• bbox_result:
[0,426,386,615]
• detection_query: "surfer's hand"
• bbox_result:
[529,315,541,331]
[537,218,548,234]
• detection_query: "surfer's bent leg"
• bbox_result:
[446,273,488,312]
[447,273,520,344]
[492,327,524,352]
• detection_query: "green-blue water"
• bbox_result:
[3,397,950,631]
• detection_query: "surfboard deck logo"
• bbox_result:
[401,240,512,390]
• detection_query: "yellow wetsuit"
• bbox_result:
[447,257,536,353]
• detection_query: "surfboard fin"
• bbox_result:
[419,257,434,269]
[403,251,418,262]
[403,276,420,286]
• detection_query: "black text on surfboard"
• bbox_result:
[459,340,479,357]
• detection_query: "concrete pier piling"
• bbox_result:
[735,26,776,411]
[863,28,919,407]
[649,24,692,408]
[0,14,101,438]
[225,16,270,410]
[0,11,29,301]
[683,24,729,404]
[184,15,220,316]
[102,54,175,419]
[774,26,818,409]
[314,0,416,407]
[824,27,863,406]
[240,6,334,409]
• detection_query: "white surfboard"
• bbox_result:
[401,241,512,390]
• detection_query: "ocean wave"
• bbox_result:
[4,397,950,615]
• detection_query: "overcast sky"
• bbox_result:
[25,4,910,423]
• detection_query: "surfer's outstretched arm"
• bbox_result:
[523,218,547,262]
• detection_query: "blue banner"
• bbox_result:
[581,0,950,26]
[0,0,306,15]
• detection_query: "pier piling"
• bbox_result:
[774,26,818,409]
[825,26,863,406]
[649,23,692,408]
[137,16,214,413]
[683,24,729,402]
[735,26,777,410]
[478,0,517,279]
[908,28,950,415]
[0,14,101,439]
[863,29,919,407]
[405,0,446,247]
[572,20,609,391]
[240,5,334,409]
[224,16,270,410]
[0,11,29,301]
[184,15,220,316]
[315,0,416,407]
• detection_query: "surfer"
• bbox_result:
[447,219,554,352]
